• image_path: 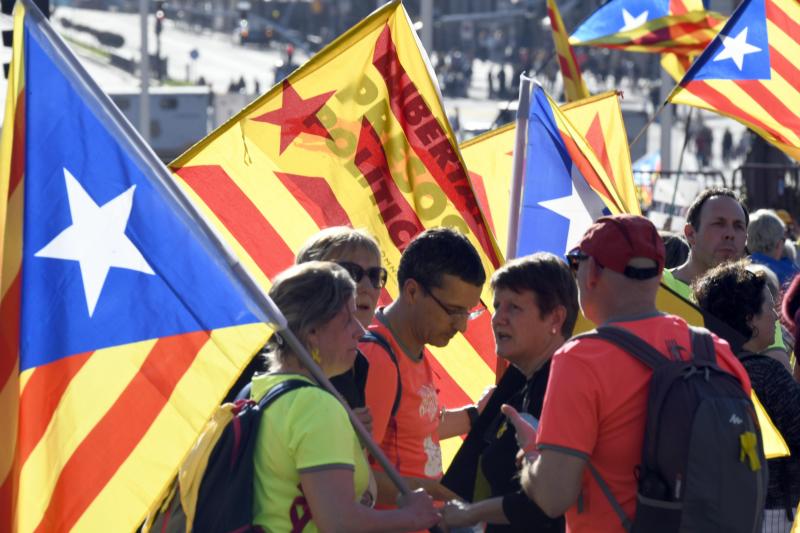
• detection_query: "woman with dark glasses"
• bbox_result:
[295,226,387,433]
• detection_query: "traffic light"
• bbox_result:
[155,0,165,36]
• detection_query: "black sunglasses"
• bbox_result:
[335,261,388,289]
[566,248,591,273]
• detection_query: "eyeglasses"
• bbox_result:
[421,284,485,321]
[566,248,591,273]
[335,261,388,289]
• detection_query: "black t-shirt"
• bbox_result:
[479,361,564,532]
[329,349,369,408]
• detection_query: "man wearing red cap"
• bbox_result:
[503,215,751,533]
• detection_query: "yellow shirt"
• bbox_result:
[251,373,369,532]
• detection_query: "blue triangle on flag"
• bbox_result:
[20,15,260,370]
[685,0,770,82]
[571,0,669,42]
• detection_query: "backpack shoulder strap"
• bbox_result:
[362,330,402,417]
[256,379,315,410]
[688,326,716,364]
[578,326,670,370]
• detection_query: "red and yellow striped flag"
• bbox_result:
[547,0,590,102]
[169,1,503,462]
[668,0,800,161]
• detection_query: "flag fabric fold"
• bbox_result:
[547,0,590,102]
[667,0,800,161]
[1,2,270,531]
[169,0,503,463]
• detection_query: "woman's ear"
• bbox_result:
[305,328,319,351]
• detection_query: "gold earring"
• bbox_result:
[311,346,321,364]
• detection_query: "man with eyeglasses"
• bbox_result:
[362,227,490,507]
[502,215,750,533]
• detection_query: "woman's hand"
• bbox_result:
[397,489,441,530]
[442,499,476,528]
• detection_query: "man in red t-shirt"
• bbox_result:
[360,228,490,506]
[504,215,751,533]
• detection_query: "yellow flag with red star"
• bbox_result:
[170,1,503,462]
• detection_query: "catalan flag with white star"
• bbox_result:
[668,0,800,161]
[570,0,725,55]
[1,1,271,530]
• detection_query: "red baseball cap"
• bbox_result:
[570,215,665,279]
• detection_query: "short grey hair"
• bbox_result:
[295,226,381,264]
[747,209,785,254]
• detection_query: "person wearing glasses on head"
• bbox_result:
[361,227,491,509]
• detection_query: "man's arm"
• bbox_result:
[520,448,586,518]
[502,404,586,518]
[437,386,495,439]
[437,406,473,439]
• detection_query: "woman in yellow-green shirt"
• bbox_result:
[251,261,440,532]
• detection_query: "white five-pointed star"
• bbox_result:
[35,168,154,317]
[538,182,595,254]
[713,27,761,71]
[620,8,649,32]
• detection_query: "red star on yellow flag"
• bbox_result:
[252,80,336,154]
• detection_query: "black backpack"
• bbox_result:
[145,379,313,533]
[574,325,767,533]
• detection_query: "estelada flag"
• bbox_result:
[0,1,270,531]
[570,0,724,55]
[547,0,590,102]
[573,10,725,54]
[668,0,800,161]
[463,90,638,252]
[169,1,503,462]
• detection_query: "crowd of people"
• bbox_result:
[234,187,800,533]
